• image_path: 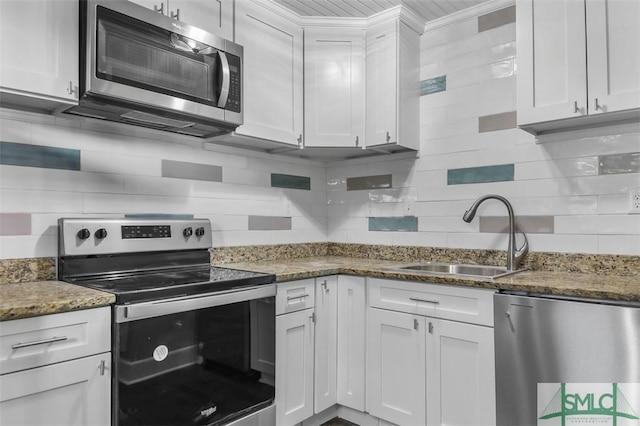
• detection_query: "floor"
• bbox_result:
[320,418,360,426]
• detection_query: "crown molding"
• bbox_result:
[423,0,515,33]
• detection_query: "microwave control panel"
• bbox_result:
[226,53,241,113]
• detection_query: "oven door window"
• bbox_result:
[95,6,221,107]
[115,296,275,426]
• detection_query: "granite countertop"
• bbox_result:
[222,256,640,303]
[2,255,639,321]
[0,281,115,321]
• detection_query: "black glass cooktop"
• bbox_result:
[66,265,276,304]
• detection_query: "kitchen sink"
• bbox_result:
[385,262,527,279]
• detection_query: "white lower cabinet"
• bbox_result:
[367,308,426,425]
[0,307,112,426]
[367,278,496,426]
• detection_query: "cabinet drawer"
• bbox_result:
[0,307,111,375]
[276,279,316,315]
[367,278,494,326]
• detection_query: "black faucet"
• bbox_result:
[463,194,528,271]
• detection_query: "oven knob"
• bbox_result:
[183,227,193,237]
[95,228,108,239]
[77,228,91,240]
[195,227,205,237]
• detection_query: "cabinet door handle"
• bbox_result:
[386,131,391,142]
[98,359,108,376]
[574,101,579,113]
[12,336,68,349]
[171,8,180,20]
[414,318,419,330]
[154,2,164,14]
[594,98,601,111]
[428,322,434,334]
[409,297,440,304]
[287,294,309,301]
[321,280,329,293]
[66,81,76,96]
[355,136,359,147]
[297,134,303,148]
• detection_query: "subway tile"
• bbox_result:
[0,213,31,236]
[0,141,80,170]
[161,159,222,182]
[420,76,447,96]
[271,173,311,190]
[478,111,517,132]
[479,215,555,234]
[478,5,516,33]
[368,216,418,232]
[347,174,392,191]
[447,164,515,185]
[248,216,292,231]
[598,152,640,175]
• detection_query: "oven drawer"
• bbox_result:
[0,307,111,375]
[276,279,316,315]
[367,278,494,326]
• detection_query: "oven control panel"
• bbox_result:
[58,218,212,256]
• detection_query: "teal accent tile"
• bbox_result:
[478,111,517,132]
[369,216,418,232]
[271,173,311,190]
[420,76,446,96]
[480,215,554,234]
[447,164,514,185]
[347,174,392,191]
[0,141,80,170]
[598,152,640,175]
[0,213,31,236]
[162,159,222,182]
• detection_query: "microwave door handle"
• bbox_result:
[217,51,231,108]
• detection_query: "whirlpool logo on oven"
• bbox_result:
[537,383,640,426]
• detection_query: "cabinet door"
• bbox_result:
[336,275,366,411]
[0,353,111,426]
[516,0,588,125]
[586,0,640,115]
[426,319,496,426]
[0,0,78,104]
[235,1,303,146]
[171,0,234,40]
[275,308,315,426]
[304,28,365,148]
[367,308,426,426]
[365,19,398,147]
[314,276,338,413]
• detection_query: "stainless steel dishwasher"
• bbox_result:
[494,292,640,426]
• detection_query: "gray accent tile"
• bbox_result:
[271,173,311,190]
[448,164,514,185]
[369,216,418,232]
[420,76,447,96]
[0,141,80,170]
[478,5,516,33]
[248,216,292,231]
[480,215,554,234]
[347,174,392,191]
[0,213,31,236]
[161,159,222,182]
[478,111,517,132]
[598,152,640,175]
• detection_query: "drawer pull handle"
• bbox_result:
[287,294,309,301]
[409,297,440,304]
[12,336,68,349]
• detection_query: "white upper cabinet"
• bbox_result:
[233,0,304,147]
[304,27,365,149]
[517,0,640,134]
[0,0,78,110]
[365,10,421,151]
[129,0,234,40]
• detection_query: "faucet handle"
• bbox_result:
[514,230,529,268]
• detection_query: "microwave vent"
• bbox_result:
[120,110,196,129]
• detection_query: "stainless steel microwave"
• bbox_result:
[65,0,243,138]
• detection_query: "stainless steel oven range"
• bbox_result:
[58,218,276,426]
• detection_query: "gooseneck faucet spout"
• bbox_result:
[463,194,528,271]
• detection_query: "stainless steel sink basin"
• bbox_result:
[385,262,527,279]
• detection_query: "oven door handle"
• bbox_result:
[115,285,276,322]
